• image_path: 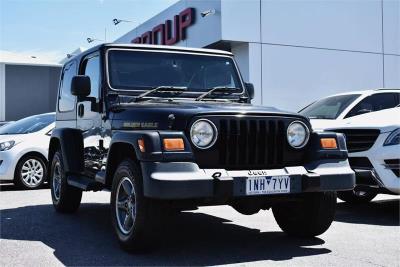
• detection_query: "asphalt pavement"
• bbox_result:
[1,183,399,267]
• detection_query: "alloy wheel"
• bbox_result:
[21,158,44,187]
[52,161,62,200]
[116,177,137,235]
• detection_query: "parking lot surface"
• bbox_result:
[1,184,399,267]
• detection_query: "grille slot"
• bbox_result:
[330,129,380,153]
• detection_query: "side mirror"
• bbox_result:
[245,82,255,100]
[71,75,91,98]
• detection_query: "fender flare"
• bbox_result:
[49,128,84,174]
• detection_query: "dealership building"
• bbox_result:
[0,51,61,121]
[115,0,399,111]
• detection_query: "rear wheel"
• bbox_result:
[337,190,377,204]
[50,151,82,213]
[111,159,159,251]
[14,155,47,190]
[272,192,336,237]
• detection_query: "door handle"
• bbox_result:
[78,104,84,117]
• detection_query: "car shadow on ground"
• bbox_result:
[1,202,329,266]
[0,182,50,191]
[335,198,400,226]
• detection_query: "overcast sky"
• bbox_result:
[0,0,178,62]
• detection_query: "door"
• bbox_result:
[77,53,103,175]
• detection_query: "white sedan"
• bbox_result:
[0,113,55,189]
[324,108,399,203]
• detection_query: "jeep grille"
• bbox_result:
[189,116,308,170]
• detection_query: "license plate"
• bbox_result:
[246,175,290,195]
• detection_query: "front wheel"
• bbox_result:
[337,190,377,204]
[50,151,82,213]
[14,155,47,189]
[111,159,159,251]
[272,192,336,237]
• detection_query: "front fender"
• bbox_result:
[49,128,84,174]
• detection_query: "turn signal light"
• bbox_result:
[320,138,337,149]
[163,138,185,151]
[138,139,145,152]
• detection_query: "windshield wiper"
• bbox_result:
[196,86,239,101]
[131,86,187,102]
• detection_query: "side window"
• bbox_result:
[345,93,399,118]
[82,55,100,99]
[58,61,77,112]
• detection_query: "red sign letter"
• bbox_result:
[164,15,180,45]
[179,8,194,40]
[152,24,165,45]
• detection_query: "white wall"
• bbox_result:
[0,63,5,121]
[261,0,382,53]
[383,0,400,55]
[384,55,400,88]
[261,45,383,111]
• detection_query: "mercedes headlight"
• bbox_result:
[287,121,309,149]
[190,119,218,149]
[384,128,400,146]
[0,140,15,151]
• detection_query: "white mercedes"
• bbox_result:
[0,113,55,189]
[301,92,399,203]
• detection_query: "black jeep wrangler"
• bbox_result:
[49,44,355,250]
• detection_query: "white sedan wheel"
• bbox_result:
[20,158,44,188]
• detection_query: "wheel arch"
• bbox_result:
[105,142,139,190]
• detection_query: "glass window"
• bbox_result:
[345,93,400,118]
[0,114,55,135]
[299,94,361,119]
[58,62,76,112]
[83,55,100,98]
[107,50,242,93]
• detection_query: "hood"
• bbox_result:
[111,101,307,130]
[309,119,341,132]
[325,107,400,133]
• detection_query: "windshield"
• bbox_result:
[107,50,243,95]
[0,114,54,135]
[300,94,361,119]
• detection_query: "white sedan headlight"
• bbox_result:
[0,140,16,151]
[190,119,218,149]
[287,121,310,149]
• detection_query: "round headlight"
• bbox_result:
[190,119,217,149]
[287,121,309,149]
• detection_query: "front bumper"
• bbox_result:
[349,133,400,195]
[0,151,17,181]
[141,159,355,199]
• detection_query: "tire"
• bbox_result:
[50,151,82,213]
[337,190,377,204]
[272,192,337,237]
[110,159,159,252]
[14,155,47,190]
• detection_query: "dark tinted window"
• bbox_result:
[83,55,100,98]
[58,61,76,112]
[345,93,400,118]
[0,114,55,135]
[108,50,242,93]
[300,94,361,119]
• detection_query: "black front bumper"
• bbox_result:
[141,159,355,200]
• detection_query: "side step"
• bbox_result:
[67,175,103,191]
